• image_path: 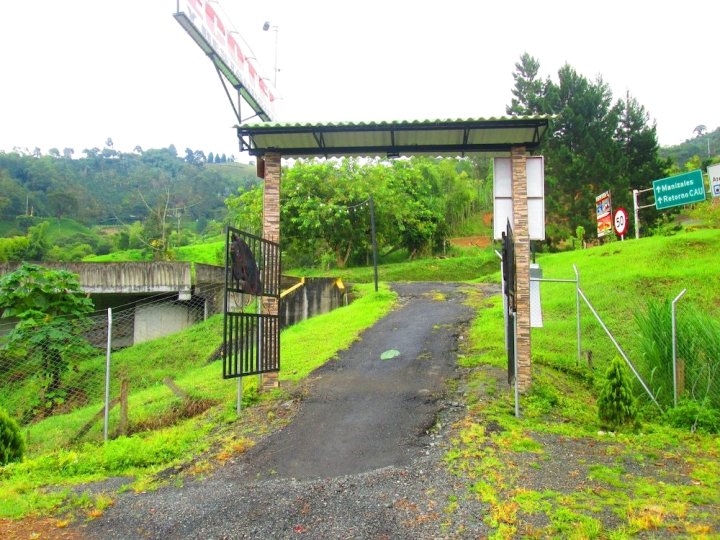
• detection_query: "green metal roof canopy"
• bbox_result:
[237,117,550,158]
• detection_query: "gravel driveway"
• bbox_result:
[78,282,491,539]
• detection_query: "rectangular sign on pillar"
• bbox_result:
[493,156,545,241]
[708,164,720,198]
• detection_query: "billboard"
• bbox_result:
[174,0,276,121]
[596,191,612,238]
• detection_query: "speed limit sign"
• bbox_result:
[613,208,628,237]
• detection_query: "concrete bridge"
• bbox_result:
[0,262,347,347]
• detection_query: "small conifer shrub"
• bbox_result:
[597,356,637,431]
[0,407,26,465]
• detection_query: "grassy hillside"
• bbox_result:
[84,241,225,264]
[1,229,719,530]
[451,229,720,536]
[0,284,396,518]
[468,229,720,408]
[0,217,100,243]
[659,126,720,166]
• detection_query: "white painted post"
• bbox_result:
[633,189,640,239]
[104,308,112,441]
[236,376,243,415]
[671,289,687,407]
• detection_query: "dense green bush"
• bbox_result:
[0,407,25,465]
[663,399,720,434]
[597,356,637,431]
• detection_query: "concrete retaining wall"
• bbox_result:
[280,277,347,328]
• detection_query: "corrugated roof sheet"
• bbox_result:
[237,117,551,158]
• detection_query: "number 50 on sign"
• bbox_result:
[613,207,628,238]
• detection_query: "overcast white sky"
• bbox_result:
[1,1,717,162]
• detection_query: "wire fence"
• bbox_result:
[532,270,720,414]
[0,285,223,452]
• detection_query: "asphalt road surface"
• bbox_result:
[80,282,484,539]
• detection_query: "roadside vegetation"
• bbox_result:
[0,283,396,520]
[445,228,720,537]
[1,51,719,536]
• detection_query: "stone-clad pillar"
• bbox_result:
[511,146,532,392]
[261,153,281,389]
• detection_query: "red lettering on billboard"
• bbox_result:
[188,0,203,16]
[227,35,245,67]
[204,3,225,40]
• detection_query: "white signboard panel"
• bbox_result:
[493,156,545,240]
[709,163,720,198]
[530,264,543,328]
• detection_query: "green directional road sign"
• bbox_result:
[653,170,706,210]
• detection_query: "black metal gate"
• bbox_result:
[223,227,281,378]
[501,219,516,384]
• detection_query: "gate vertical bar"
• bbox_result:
[104,307,112,442]
[671,289,687,407]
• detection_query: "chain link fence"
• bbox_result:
[532,269,719,415]
[0,285,224,453]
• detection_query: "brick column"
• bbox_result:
[511,146,532,392]
[261,153,281,390]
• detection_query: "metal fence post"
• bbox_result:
[369,195,379,293]
[573,264,581,362]
[671,289,687,407]
[104,307,112,442]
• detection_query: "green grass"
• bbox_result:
[84,249,149,262]
[42,218,97,245]
[448,210,492,237]
[288,249,498,283]
[84,241,224,264]
[0,283,396,519]
[445,228,720,537]
[175,241,224,265]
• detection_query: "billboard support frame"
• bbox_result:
[174,0,276,122]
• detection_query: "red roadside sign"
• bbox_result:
[613,207,628,237]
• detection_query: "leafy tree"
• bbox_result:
[226,157,479,267]
[0,236,30,262]
[24,222,50,260]
[47,191,80,218]
[0,264,95,414]
[597,356,637,431]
